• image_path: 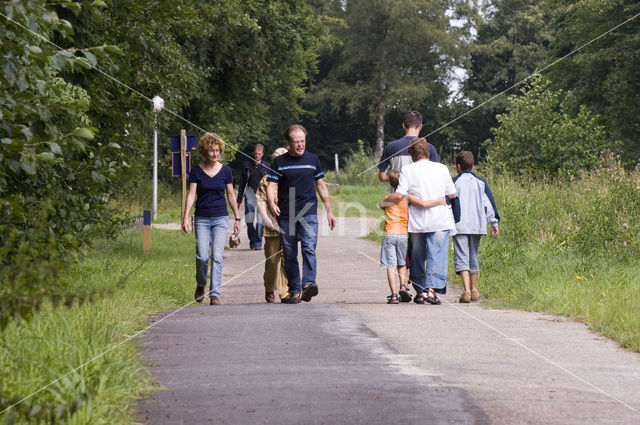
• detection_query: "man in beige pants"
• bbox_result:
[256,147,289,303]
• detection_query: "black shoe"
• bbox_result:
[301,284,318,302]
[194,286,205,303]
[249,242,255,250]
[284,294,301,304]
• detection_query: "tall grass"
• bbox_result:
[0,229,196,424]
[477,159,640,351]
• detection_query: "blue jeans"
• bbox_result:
[244,190,263,248]
[277,214,318,294]
[194,215,229,297]
[409,230,451,294]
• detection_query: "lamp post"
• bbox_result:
[152,96,164,220]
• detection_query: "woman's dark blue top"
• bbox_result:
[188,164,233,217]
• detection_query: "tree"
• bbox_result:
[459,0,557,157]
[306,0,464,158]
[485,76,611,178]
[549,0,640,163]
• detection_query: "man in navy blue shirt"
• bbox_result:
[267,124,336,304]
[378,111,439,182]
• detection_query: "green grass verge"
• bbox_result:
[329,184,388,218]
[0,228,195,424]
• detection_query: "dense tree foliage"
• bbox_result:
[486,76,610,177]
[1,0,124,330]
[303,0,468,163]
[460,0,640,165]
[0,0,327,330]
[458,0,556,157]
[548,0,640,161]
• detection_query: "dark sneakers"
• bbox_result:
[194,286,205,303]
[283,294,301,304]
[301,283,319,302]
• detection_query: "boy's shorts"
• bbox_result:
[380,234,409,267]
[453,234,481,274]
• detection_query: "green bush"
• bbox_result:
[485,75,613,178]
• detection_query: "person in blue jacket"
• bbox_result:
[450,151,500,303]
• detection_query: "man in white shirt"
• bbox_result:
[383,138,457,304]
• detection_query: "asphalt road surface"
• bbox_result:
[139,217,640,424]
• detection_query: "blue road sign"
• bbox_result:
[170,134,197,152]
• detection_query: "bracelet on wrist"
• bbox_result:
[234,218,241,221]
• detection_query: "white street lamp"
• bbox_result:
[152,96,164,220]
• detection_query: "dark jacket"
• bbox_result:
[237,159,270,201]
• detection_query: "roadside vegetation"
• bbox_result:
[0,226,195,424]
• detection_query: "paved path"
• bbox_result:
[138,216,640,424]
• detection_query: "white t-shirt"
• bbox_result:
[396,159,457,233]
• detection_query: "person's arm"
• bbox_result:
[482,189,499,238]
[483,180,500,222]
[256,180,275,230]
[380,191,403,207]
[226,182,242,235]
[428,143,440,163]
[315,178,336,231]
[406,193,446,208]
[182,182,197,234]
[257,198,274,230]
[237,163,248,205]
[378,145,390,182]
[267,181,280,217]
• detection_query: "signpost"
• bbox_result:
[180,130,187,221]
[143,210,151,254]
[170,132,197,221]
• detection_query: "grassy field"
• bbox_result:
[328,183,388,218]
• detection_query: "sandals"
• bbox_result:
[387,294,399,304]
[425,289,441,305]
[413,293,425,304]
[398,285,412,302]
